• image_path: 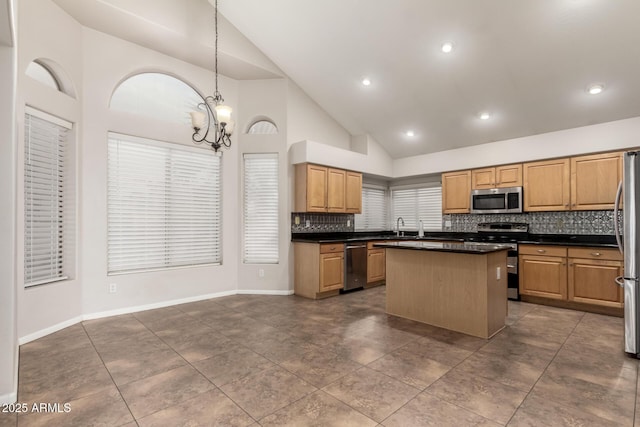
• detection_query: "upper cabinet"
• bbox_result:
[442,170,471,213]
[471,164,522,190]
[295,163,362,213]
[523,158,571,211]
[570,152,623,210]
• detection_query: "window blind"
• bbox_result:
[24,111,72,287]
[243,153,279,263]
[107,133,221,274]
[391,185,443,231]
[355,186,388,231]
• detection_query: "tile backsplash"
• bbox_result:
[291,212,355,233]
[443,210,619,235]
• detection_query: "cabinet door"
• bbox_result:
[471,168,496,190]
[519,254,567,299]
[571,152,623,210]
[495,164,523,188]
[568,258,623,307]
[442,170,471,213]
[367,249,386,283]
[523,159,570,211]
[327,168,346,213]
[305,164,328,212]
[320,252,344,292]
[345,171,362,214]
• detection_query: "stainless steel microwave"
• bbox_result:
[470,186,523,214]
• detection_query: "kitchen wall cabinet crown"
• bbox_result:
[295,163,362,213]
[471,164,522,190]
[442,170,471,213]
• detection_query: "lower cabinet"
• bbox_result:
[519,244,623,312]
[294,242,344,299]
[366,241,386,284]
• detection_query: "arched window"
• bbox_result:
[110,73,204,125]
[26,61,60,91]
[247,119,278,135]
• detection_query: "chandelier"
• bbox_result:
[190,0,234,153]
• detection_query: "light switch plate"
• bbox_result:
[496,267,501,280]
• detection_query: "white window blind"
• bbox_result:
[391,186,443,231]
[24,110,73,287]
[107,133,221,274]
[243,153,279,264]
[355,186,388,231]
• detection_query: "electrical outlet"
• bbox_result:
[109,283,117,293]
[496,267,501,280]
[347,219,351,227]
[305,220,310,228]
[445,220,452,227]
[294,216,300,225]
[258,268,265,278]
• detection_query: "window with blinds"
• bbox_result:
[355,185,388,231]
[243,153,279,263]
[391,185,443,231]
[107,133,221,274]
[24,109,73,287]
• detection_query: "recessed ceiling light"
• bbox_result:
[405,130,415,137]
[479,112,491,120]
[362,78,371,86]
[441,41,455,53]
[588,84,604,95]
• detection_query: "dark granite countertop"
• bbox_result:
[373,241,512,254]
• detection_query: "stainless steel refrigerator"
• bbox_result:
[615,151,640,356]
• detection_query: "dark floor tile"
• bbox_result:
[219,366,316,420]
[0,412,16,427]
[322,367,420,422]
[382,392,501,427]
[119,365,215,419]
[260,390,377,427]
[279,349,363,388]
[426,369,527,424]
[19,344,104,384]
[134,306,202,333]
[508,394,621,427]
[137,387,253,426]
[193,346,275,387]
[367,347,451,389]
[17,386,133,427]
[82,315,148,339]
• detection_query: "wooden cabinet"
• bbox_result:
[472,164,522,190]
[570,152,623,210]
[345,171,363,213]
[523,158,570,211]
[520,244,623,312]
[442,170,471,213]
[294,242,344,299]
[295,163,362,214]
[366,241,386,284]
[519,245,568,300]
[568,247,623,308]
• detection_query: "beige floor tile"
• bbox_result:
[260,390,377,427]
[137,388,254,427]
[219,366,316,420]
[157,327,241,363]
[193,346,275,387]
[382,392,501,427]
[119,365,215,419]
[104,344,187,386]
[279,348,363,388]
[322,366,420,422]
[508,394,621,427]
[367,347,451,389]
[401,336,473,367]
[0,412,16,427]
[426,369,527,424]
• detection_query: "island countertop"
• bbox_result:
[373,241,512,254]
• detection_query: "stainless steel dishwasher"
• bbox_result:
[344,243,367,291]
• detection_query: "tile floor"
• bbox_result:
[2,286,639,426]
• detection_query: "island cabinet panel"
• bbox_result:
[294,242,344,299]
[442,170,471,213]
[571,152,623,210]
[327,168,346,212]
[523,158,570,211]
[345,171,362,213]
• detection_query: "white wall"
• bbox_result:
[0,0,17,405]
[286,79,351,149]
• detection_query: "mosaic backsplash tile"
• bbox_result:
[442,210,619,235]
[291,212,355,233]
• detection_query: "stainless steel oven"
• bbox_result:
[471,186,523,214]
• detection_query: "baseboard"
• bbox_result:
[236,289,294,296]
[0,391,17,405]
[18,315,83,345]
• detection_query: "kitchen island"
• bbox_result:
[374,241,510,339]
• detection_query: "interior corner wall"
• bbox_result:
[0,0,17,404]
[285,79,351,150]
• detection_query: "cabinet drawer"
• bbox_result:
[568,247,622,261]
[519,245,567,257]
[367,241,386,250]
[320,243,344,254]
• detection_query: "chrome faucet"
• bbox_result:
[396,217,405,237]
